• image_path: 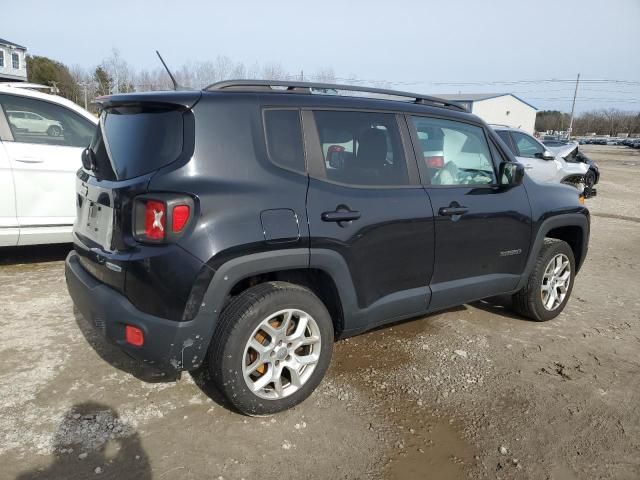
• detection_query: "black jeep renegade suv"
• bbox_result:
[66,81,589,415]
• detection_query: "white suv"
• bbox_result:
[0,84,97,246]
[491,125,589,190]
[6,110,64,137]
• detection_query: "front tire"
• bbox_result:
[47,125,62,137]
[584,169,596,189]
[207,282,334,415]
[512,239,575,321]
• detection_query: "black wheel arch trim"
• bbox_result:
[181,249,311,369]
[515,212,589,291]
[190,247,430,353]
[193,248,355,326]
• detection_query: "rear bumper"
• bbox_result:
[65,251,209,371]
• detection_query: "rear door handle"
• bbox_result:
[321,210,361,223]
[438,206,468,216]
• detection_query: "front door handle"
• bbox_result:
[321,210,361,223]
[438,206,468,216]
[15,157,44,164]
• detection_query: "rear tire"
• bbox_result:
[207,282,334,415]
[512,239,575,321]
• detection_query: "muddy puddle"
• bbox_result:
[333,315,478,479]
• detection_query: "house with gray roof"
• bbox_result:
[0,38,27,82]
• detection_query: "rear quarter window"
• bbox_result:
[263,109,306,173]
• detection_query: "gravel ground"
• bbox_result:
[0,145,638,479]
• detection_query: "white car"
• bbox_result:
[6,110,64,137]
[491,125,589,190]
[0,83,97,246]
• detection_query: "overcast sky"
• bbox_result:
[5,0,640,112]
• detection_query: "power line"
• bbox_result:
[231,73,640,87]
[329,77,640,87]
[527,97,640,103]
[507,87,640,95]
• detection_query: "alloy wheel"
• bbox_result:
[242,309,321,400]
[48,126,62,136]
[541,253,571,311]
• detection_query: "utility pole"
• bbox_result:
[77,82,90,110]
[567,73,580,139]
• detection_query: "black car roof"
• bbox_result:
[218,91,483,123]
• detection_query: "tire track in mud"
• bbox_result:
[591,213,640,224]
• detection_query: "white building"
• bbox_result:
[0,38,27,82]
[438,93,537,134]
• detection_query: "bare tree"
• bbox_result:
[571,109,640,136]
[102,48,134,93]
[246,61,261,79]
[262,62,288,80]
[312,67,336,84]
[230,62,246,79]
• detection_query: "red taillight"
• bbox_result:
[125,325,144,347]
[134,195,193,243]
[172,205,190,233]
[144,200,166,240]
[425,155,445,168]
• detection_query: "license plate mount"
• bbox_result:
[77,199,113,249]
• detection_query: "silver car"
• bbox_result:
[491,125,589,191]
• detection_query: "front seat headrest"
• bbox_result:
[356,128,388,168]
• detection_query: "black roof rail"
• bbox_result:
[204,80,468,112]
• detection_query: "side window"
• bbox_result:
[410,116,496,186]
[11,53,19,69]
[313,111,408,186]
[0,94,95,148]
[512,132,545,159]
[263,109,305,173]
[496,130,516,154]
[0,51,4,68]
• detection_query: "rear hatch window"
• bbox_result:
[89,105,185,180]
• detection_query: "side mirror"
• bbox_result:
[542,150,555,160]
[81,147,95,171]
[499,162,525,187]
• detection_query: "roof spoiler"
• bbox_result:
[94,90,202,110]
